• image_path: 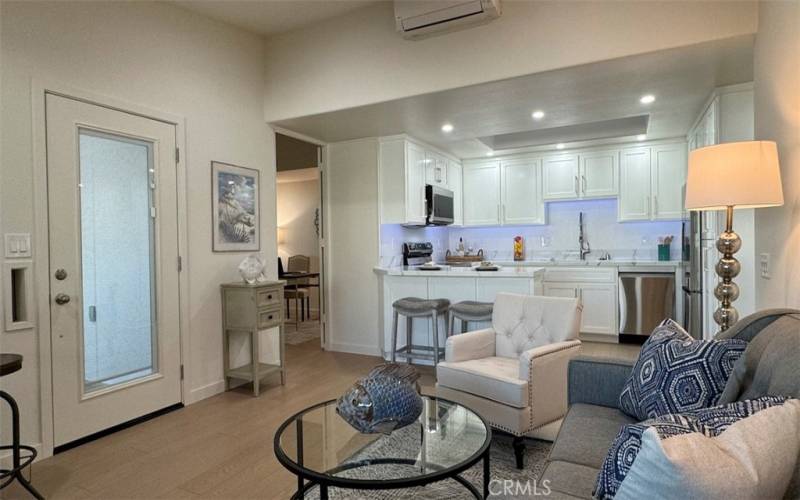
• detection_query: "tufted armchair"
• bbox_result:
[436,293,582,468]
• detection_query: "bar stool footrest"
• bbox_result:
[0,444,37,488]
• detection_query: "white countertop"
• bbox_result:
[490,259,684,268]
[374,265,545,278]
[375,259,683,277]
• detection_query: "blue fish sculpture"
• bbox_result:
[336,364,423,435]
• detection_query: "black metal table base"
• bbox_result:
[290,453,491,500]
[0,391,45,499]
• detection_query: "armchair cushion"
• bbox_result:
[437,357,528,408]
[444,328,495,363]
[492,293,581,359]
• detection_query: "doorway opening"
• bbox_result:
[276,132,324,350]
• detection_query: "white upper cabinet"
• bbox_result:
[463,161,501,226]
[543,151,617,200]
[580,150,618,199]
[447,160,463,226]
[405,142,428,224]
[618,147,653,221]
[651,144,687,220]
[501,158,545,225]
[425,151,448,187]
[543,154,579,200]
[379,136,461,226]
[618,143,687,222]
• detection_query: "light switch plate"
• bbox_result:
[760,253,771,279]
[4,233,32,258]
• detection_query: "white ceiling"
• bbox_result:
[272,35,755,159]
[173,0,385,37]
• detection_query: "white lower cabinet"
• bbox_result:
[578,283,617,335]
[543,268,618,340]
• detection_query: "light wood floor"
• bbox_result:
[5,340,638,500]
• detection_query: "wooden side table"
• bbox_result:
[221,280,286,396]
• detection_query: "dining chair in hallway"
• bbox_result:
[286,255,312,320]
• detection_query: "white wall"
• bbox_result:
[277,176,321,310]
[263,1,758,121]
[326,139,381,355]
[0,1,274,451]
[753,0,800,309]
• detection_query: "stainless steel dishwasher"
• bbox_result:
[618,272,676,343]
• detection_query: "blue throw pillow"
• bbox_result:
[593,396,788,500]
[619,319,747,420]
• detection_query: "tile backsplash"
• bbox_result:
[380,199,683,266]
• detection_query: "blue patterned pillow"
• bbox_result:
[687,395,788,434]
[593,396,789,500]
[619,319,747,420]
[593,414,703,500]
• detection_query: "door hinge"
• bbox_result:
[150,206,157,218]
[180,364,184,380]
[175,147,180,163]
[177,256,183,272]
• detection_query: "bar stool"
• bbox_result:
[0,354,44,499]
[448,301,494,336]
[391,297,450,365]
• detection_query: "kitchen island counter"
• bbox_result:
[374,266,545,278]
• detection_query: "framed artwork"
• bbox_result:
[212,161,260,252]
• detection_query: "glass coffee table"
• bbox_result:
[274,396,491,499]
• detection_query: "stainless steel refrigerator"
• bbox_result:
[682,211,718,339]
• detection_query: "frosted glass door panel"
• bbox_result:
[79,129,157,393]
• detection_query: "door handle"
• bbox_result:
[574,175,578,195]
[582,175,587,194]
[54,293,71,305]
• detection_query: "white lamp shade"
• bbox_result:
[686,141,783,211]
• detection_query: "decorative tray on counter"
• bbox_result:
[445,249,484,263]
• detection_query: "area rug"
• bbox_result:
[304,434,552,499]
[285,319,321,345]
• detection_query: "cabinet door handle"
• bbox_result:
[574,175,579,195]
[582,175,587,194]
[654,195,659,215]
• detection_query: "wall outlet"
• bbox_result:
[760,253,771,279]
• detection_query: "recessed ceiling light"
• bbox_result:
[532,110,545,120]
[640,94,655,104]
[637,134,647,141]
[556,143,565,150]
[486,151,495,156]
[441,123,454,133]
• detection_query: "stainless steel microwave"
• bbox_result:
[425,185,454,225]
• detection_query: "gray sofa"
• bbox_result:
[539,309,800,499]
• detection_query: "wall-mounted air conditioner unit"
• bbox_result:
[394,0,502,40]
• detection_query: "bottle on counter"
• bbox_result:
[514,236,525,261]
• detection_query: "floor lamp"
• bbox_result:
[685,141,783,332]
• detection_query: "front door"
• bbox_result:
[46,94,182,447]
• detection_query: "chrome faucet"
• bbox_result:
[579,212,591,260]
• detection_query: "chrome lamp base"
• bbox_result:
[714,206,742,332]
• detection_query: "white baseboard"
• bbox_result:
[186,379,225,404]
[1,442,43,467]
[329,342,381,357]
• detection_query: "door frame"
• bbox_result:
[31,80,190,459]
[271,126,329,350]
